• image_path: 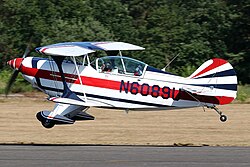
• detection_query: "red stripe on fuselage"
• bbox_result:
[21,66,77,83]
[20,66,234,105]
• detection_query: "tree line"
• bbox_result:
[0,0,249,83]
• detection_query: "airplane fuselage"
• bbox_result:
[18,56,236,110]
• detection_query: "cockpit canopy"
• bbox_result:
[92,56,147,76]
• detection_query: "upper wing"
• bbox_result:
[36,45,95,56]
[35,41,145,56]
[90,42,145,51]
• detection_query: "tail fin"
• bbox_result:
[188,58,237,104]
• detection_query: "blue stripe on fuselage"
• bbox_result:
[31,57,48,68]
[146,66,176,76]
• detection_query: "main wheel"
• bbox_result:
[220,115,227,122]
[41,119,55,128]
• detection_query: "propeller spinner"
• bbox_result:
[5,46,30,96]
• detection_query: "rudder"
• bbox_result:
[188,58,237,104]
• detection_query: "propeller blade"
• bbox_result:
[5,69,19,96]
[5,41,32,97]
[22,45,30,58]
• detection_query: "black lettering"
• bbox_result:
[151,85,160,98]
[141,84,150,96]
[130,82,139,95]
[172,87,176,99]
[120,80,129,93]
[161,86,170,99]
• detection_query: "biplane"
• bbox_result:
[6,42,237,128]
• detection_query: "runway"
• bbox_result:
[0,145,249,167]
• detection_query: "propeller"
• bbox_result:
[5,46,30,96]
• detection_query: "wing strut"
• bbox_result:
[72,56,87,102]
[51,56,84,102]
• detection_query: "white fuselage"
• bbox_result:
[20,57,236,110]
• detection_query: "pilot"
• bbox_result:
[101,62,112,72]
[134,65,143,76]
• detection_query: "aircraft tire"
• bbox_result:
[220,115,227,122]
[41,119,55,128]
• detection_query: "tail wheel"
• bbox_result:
[220,115,227,122]
[207,105,228,122]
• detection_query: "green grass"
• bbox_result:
[236,85,250,103]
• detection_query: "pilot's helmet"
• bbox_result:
[134,65,143,76]
[105,62,111,69]
[103,62,112,72]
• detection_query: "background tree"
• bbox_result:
[0,0,249,83]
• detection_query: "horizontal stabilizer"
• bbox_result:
[181,87,201,94]
[181,86,214,95]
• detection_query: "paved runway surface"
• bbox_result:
[0,145,249,167]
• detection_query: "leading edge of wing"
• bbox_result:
[49,97,98,107]
[49,97,87,106]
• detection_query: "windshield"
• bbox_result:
[92,56,146,76]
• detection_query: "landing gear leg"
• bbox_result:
[207,105,227,122]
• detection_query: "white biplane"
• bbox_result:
[6,42,237,128]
